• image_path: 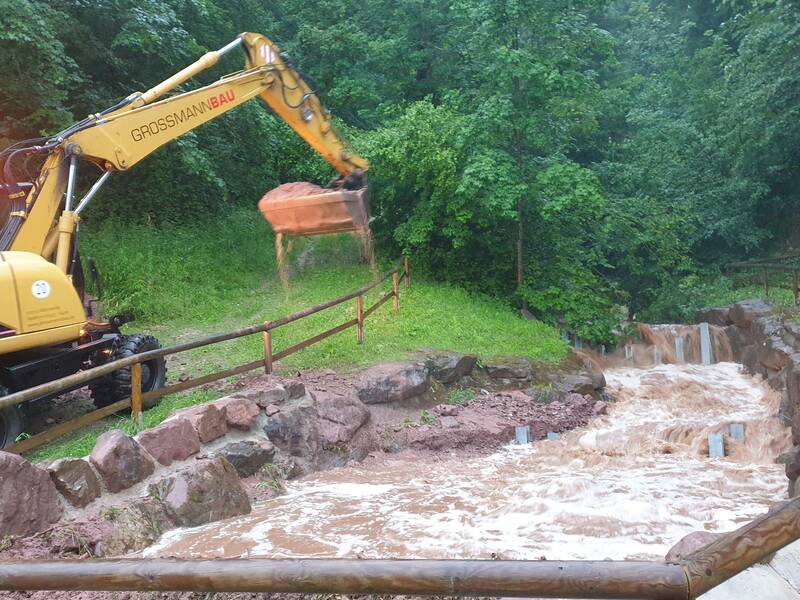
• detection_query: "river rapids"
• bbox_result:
[147,362,792,564]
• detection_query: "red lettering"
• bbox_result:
[210,96,220,109]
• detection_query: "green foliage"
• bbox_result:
[4,0,800,345]
[447,388,475,406]
[28,213,566,462]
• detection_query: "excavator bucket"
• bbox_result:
[258,182,370,236]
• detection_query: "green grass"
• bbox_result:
[27,210,566,462]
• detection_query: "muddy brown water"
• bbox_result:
[147,362,791,561]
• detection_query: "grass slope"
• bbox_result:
[27,211,566,461]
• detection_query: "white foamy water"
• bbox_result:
[147,362,791,562]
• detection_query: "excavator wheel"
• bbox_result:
[0,385,24,449]
[89,334,166,410]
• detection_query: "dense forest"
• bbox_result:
[2,0,798,342]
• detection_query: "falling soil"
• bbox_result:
[264,182,377,287]
[148,362,791,562]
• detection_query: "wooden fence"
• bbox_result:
[730,255,800,305]
[4,258,411,454]
[0,494,798,598]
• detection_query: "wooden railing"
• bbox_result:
[730,255,800,305]
[0,494,798,598]
[4,258,411,454]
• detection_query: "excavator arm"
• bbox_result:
[3,32,368,267]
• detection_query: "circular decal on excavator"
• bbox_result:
[31,280,51,299]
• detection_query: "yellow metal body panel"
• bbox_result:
[0,252,85,354]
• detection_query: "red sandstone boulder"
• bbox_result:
[150,457,251,527]
[785,447,800,481]
[314,391,370,445]
[730,299,772,330]
[47,457,101,508]
[214,440,275,477]
[695,306,733,327]
[0,452,63,536]
[423,352,478,384]
[137,418,201,466]
[215,397,261,430]
[170,403,227,442]
[665,531,722,562]
[354,362,429,404]
[484,357,533,381]
[90,429,155,493]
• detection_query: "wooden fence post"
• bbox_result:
[763,267,769,297]
[131,362,143,429]
[793,270,798,306]
[404,257,410,289]
[356,295,364,344]
[263,326,273,374]
[393,272,400,313]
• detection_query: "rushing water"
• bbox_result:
[147,362,791,561]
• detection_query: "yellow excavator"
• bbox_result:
[0,32,369,447]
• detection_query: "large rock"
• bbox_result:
[137,418,201,466]
[215,397,261,430]
[484,357,533,381]
[150,458,251,527]
[263,397,321,460]
[314,391,370,445]
[695,306,733,327]
[423,352,478,384]
[95,498,174,557]
[0,452,63,536]
[263,392,372,475]
[215,440,275,477]
[47,458,101,508]
[170,403,227,443]
[724,324,752,358]
[785,447,800,482]
[247,384,289,407]
[730,299,772,330]
[90,430,155,493]
[665,531,722,562]
[355,362,429,404]
[284,379,306,399]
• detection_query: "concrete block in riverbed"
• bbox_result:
[729,423,745,442]
[515,426,531,444]
[708,432,725,457]
[700,322,713,365]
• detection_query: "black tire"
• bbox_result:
[0,386,24,449]
[89,334,166,410]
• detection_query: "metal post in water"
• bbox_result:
[675,337,685,364]
[729,423,745,442]
[700,322,713,365]
[653,346,661,365]
[708,432,725,458]
[515,426,531,445]
[574,337,583,350]
[547,432,561,441]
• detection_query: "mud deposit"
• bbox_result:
[148,363,790,561]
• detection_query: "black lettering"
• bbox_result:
[157,117,167,131]
[131,128,143,142]
[166,114,176,128]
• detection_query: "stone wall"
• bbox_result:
[697,299,800,496]
[0,348,605,546]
